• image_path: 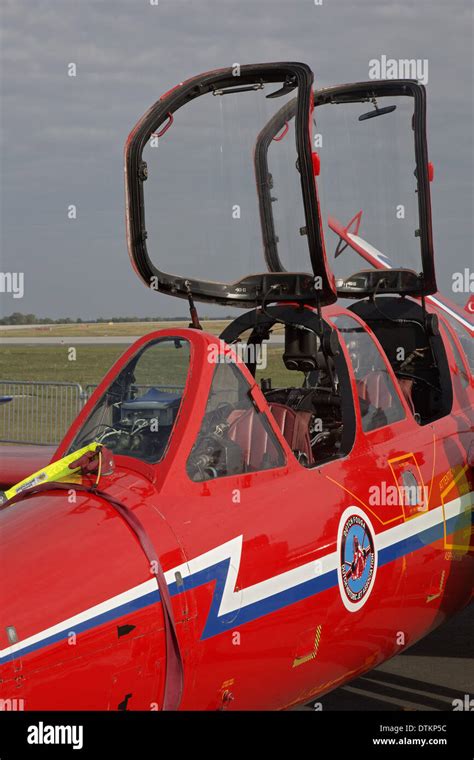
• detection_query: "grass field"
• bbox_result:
[2,345,127,385]
[1,343,190,444]
[0,320,230,339]
[0,342,300,444]
[0,346,125,444]
[2,343,295,386]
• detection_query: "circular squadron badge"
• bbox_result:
[337,507,377,612]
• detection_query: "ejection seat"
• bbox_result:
[227,405,313,470]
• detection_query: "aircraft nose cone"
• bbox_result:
[0,487,178,709]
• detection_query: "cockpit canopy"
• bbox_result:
[125,62,336,307]
[125,65,437,310]
[255,80,437,298]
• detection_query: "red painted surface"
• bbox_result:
[0,445,56,489]
[0,303,472,712]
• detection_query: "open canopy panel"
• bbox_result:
[255,80,437,299]
[124,63,337,308]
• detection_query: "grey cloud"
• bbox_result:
[0,0,472,318]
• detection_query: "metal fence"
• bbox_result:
[0,381,87,445]
[0,381,185,446]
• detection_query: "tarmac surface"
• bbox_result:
[0,336,138,345]
[297,603,473,711]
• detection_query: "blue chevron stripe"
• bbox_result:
[0,507,470,665]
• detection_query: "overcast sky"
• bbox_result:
[0,0,472,319]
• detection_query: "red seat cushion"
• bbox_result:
[267,403,313,465]
[228,403,314,469]
[398,376,416,415]
[227,409,271,470]
[356,371,393,410]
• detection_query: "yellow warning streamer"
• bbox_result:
[0,442,102,505]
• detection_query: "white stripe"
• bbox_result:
[1,493,471,660]
[376,493,471,551]
[348,234,392,268]
[429,296,473,333]
[1,578,156,660]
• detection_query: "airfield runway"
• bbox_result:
[0,336,138,345]
[298,603,473,711]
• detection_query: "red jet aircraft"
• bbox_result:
[0,63,472,711]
